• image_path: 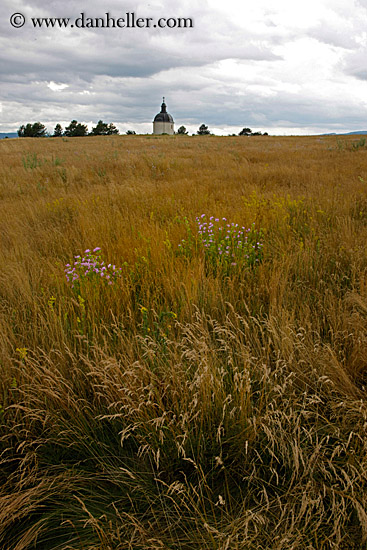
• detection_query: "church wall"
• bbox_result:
[153,121,174,135]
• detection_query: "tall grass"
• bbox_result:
[0,134,367,548]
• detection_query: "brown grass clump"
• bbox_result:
[1,134,367,549]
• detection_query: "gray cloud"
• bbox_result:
[1,0,367,134]
[343,48,367,81]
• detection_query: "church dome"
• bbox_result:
[153,98,174,123]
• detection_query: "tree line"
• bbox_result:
[177,124,268,136]
[17,120,120,138]
[17,121,268,138]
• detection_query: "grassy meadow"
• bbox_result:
[1,133,367,549]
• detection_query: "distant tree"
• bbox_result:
[177,125,188,135]
[18,124,31,137]
[239,128,252,136]
[252,131,262,136]
[18,122,47,138]
[64,120,88,137]
[91,120,107,135]
[126,130,136,135]
[106,123,119,135]
[53,123,63,137]
[263,132,269,136]
[31,122,47,137]
[91,120,119,136]
[197,123,210,135]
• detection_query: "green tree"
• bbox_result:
[177,126,188,135]
[53,123,63,137]
[18,124,32,137]
[197,124,210,135]
[18,122,47,138]
[239,128,252,136]
[91,120,119,136]
[126,130,136,135]
[64,120,88,137]
[106,123,119,135]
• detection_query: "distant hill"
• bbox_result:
[0,133,18,139]
[321,131,367,136]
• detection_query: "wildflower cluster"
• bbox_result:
[194,214,264,271]
[64,247,123,288]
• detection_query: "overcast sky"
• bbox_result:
[1,0,367,135]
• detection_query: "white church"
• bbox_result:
[153,97,174,135]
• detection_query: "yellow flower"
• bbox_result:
[78,295,85,312]
[16,347,27,360]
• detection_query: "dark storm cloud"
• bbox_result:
[0,0,279,82]
[0,0,284,131]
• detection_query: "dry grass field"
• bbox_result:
[1,133,367,549]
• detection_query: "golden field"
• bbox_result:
[1,133,367,549]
